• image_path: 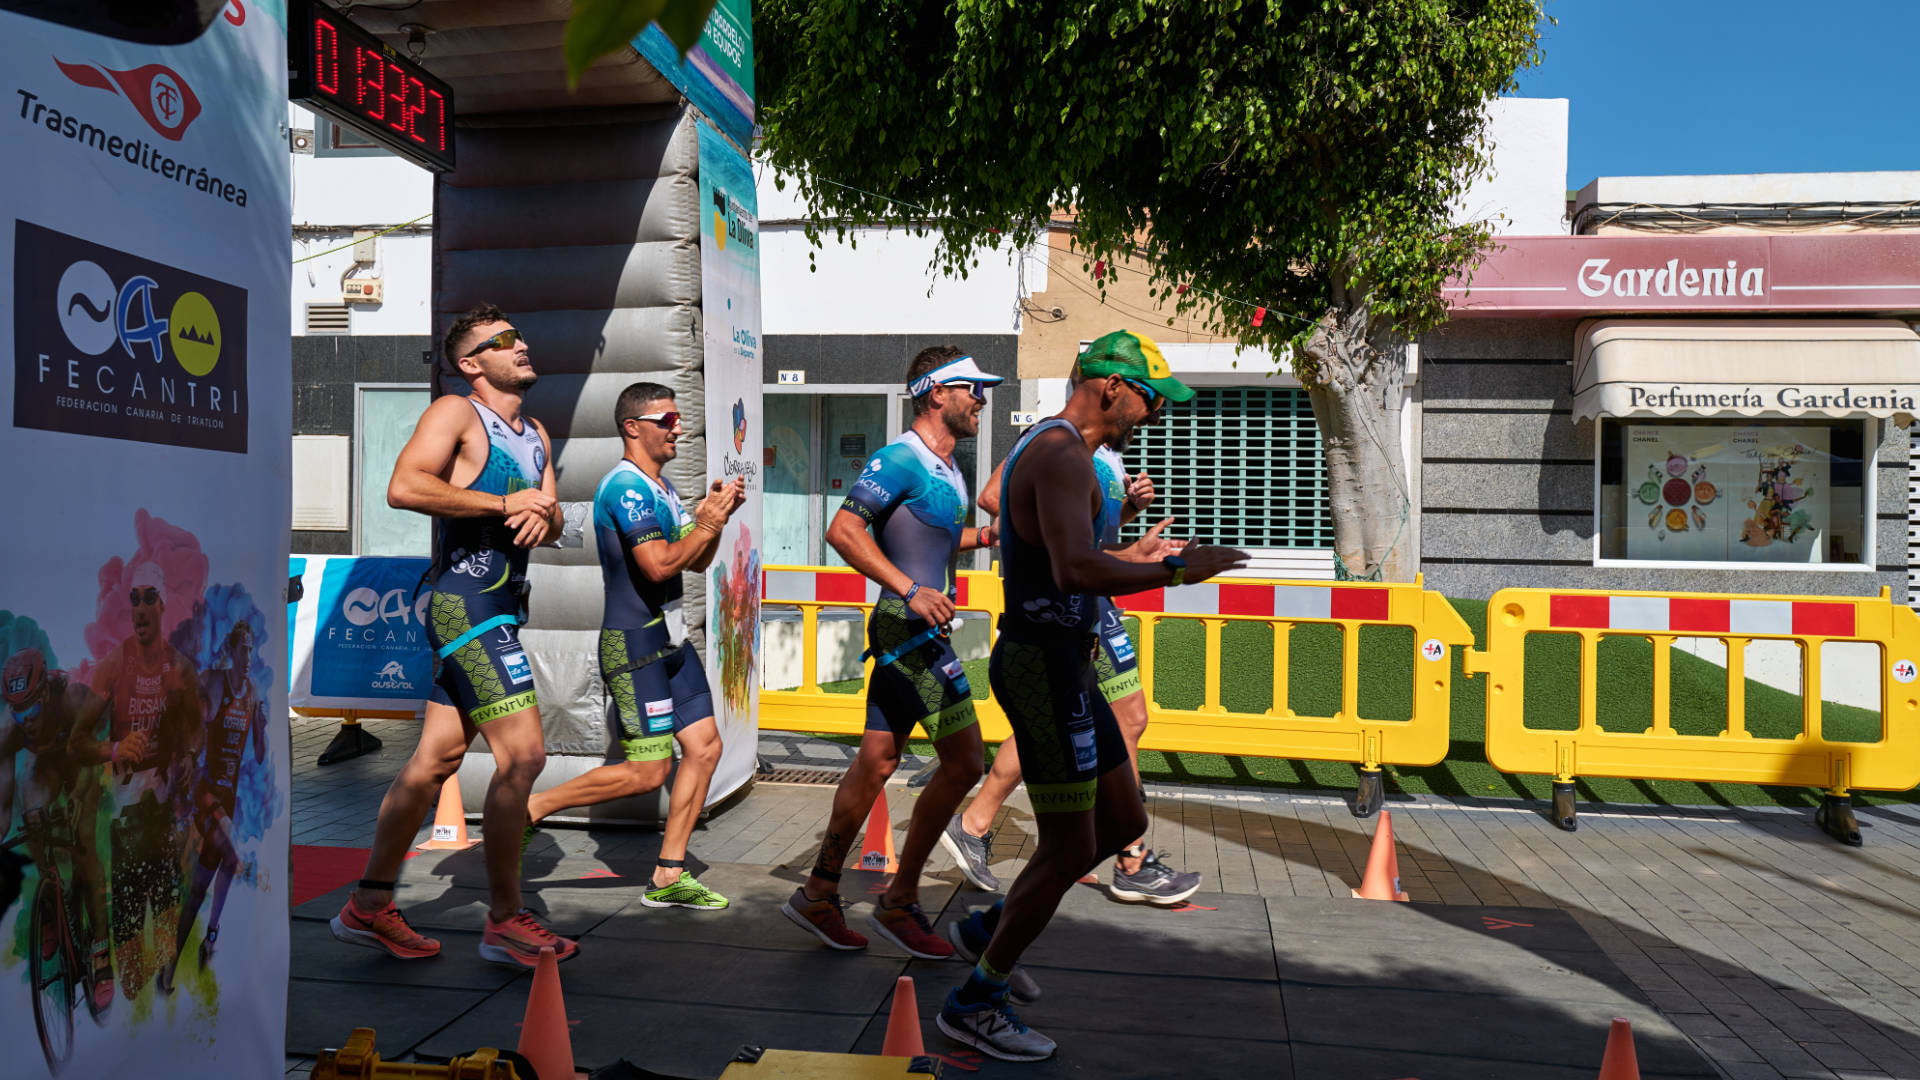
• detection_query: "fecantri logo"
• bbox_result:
[16,220,249,452]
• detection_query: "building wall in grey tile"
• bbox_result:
[1422,363,1574,410]
[292,334,433,435]
[1420,318,1581,362]
[1424,511,1593,562]
[1424,463,1593,513]
[293,530,351,556]
[1424,410,1587,461]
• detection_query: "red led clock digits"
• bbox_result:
[356,44,386,120]
[406,76,428,144]
[312,17,339,94]
[428,89,446,153]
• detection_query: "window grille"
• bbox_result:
[1119,386,1332,550]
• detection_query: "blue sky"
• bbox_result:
[1514,1,1920,188]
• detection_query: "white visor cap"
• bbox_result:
[907,355,1005,398]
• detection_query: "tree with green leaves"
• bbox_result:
[755,0,1543,581]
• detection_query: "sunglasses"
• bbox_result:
[939,380,988,402]
[1121,377,1166,414]
[461,327,524,358]
[622,411,682,429]
[129,587,161,607]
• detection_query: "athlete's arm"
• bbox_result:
[976,455,1008,518]
[389,397,557,522]
[1021,431,1248,592]
[633,478,744,580]
[1119,471,1155,528]
[825,509,955,625]
[503,418,564,548]
[70,655,117,766]
[164,662,206,800]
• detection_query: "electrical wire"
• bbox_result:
[291,212,432,264]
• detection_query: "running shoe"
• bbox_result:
[479,909,580,968]
[939,814,1000,892]
[520,822,537,858]
[642,871,729,910]
[155,958,176,997]
[936,990,1057,1062]
[1109,849,1202,906]
[199,923,217,968]
[945,918,1042,1004]
[868,899,955,960]
[330,896,442,959]
[780,888,868,950]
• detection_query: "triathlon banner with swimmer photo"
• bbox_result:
[0,3,291,1076]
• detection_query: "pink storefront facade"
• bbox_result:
[1415,231,1920,601]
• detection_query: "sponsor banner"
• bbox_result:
[290,555,432,709]
[16,220,249,452]
[698,119,762,806]
[635,0,754,150]
[1443,234,1920,316]
[0,4,291,1078]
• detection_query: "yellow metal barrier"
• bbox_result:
[1462,586,1920,845]
[759,566,1010,740]
[759,566,1475,815]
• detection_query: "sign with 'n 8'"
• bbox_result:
[14,219,249,452]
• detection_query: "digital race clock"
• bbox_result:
[287,0,455,172]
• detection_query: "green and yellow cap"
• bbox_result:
[1075,330,1194,403]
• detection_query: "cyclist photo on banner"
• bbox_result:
[1,614,115,1067]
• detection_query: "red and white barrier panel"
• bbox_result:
[1113,582,1391,621]
[762,569,974,606]
[1547,595,1856,638]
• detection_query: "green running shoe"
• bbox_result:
[643,871,729,910]
[520,822,537,859]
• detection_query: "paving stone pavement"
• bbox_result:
[289,715,1920,1078]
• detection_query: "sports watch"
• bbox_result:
[1162,555,1186,587]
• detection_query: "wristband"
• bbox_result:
[500,494,507,516]
[905,583,921,603]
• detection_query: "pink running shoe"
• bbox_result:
[479,909,580,968]
[330,897,442,959]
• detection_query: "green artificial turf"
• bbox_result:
[802,597,1911,809]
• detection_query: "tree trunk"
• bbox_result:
[1301,314,1415,583]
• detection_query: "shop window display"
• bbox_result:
[1597,419,1869,565]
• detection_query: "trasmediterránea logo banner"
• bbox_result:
[15,218,248,452]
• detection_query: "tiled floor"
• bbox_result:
[287,716,1920,1079]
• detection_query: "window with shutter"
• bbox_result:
[1119,386,1333,550]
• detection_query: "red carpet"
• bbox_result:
[291,845,416,907]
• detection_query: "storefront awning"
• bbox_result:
[1572,319,1920,421]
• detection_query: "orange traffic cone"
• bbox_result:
[516,946,576,1080]
[416,773,480,850]
[857,791,898,873]
[1351,808,1409,901]
[880,976,925,1057]
[1598,1017,1641,1080]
